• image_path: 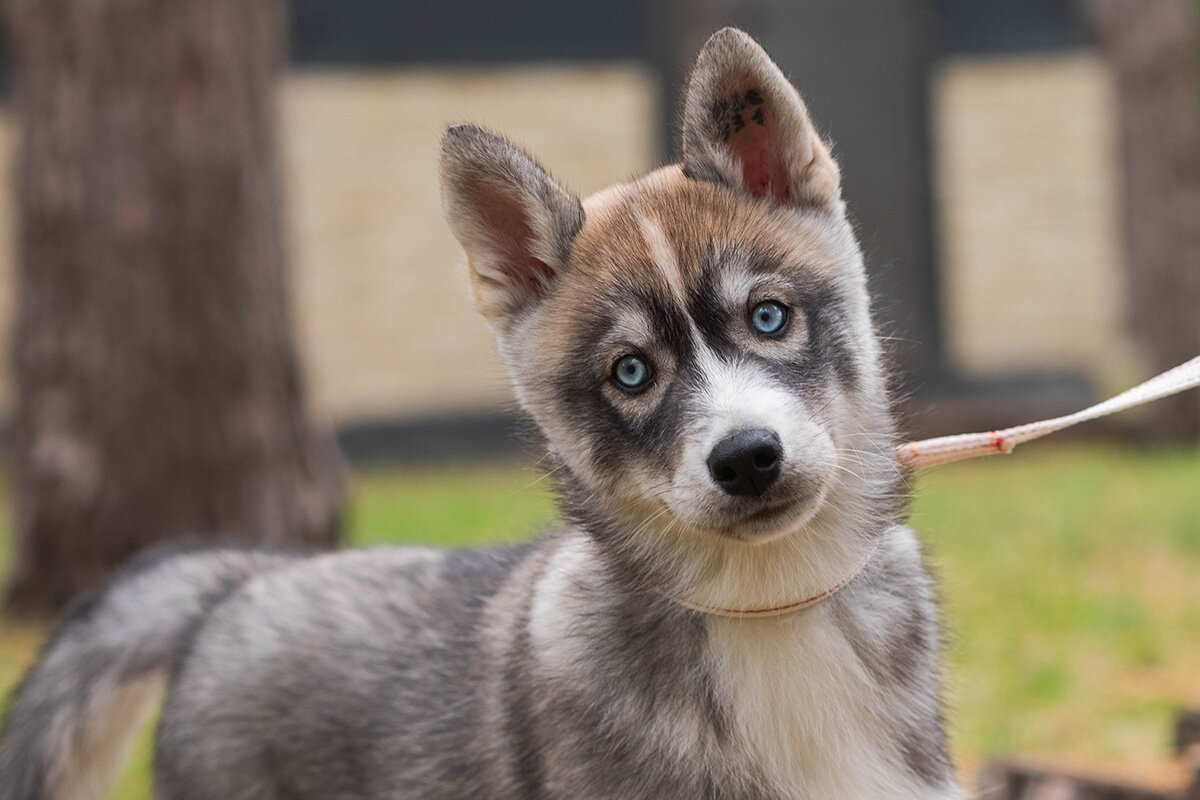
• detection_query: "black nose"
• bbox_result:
[707,428,782,497]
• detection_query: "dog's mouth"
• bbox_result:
[714,476,831,542]
[719,499,805,540]
[742,500,796,524]
[653,466,834,544]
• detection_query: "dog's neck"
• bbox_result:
[558,471,891,618]
[665,540,880,618]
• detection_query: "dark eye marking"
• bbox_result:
[749,300,789,337]
[612,354,652,393]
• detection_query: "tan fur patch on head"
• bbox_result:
[568,167,855,298]
[637,213,687,307]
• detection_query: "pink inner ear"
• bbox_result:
[740,141,791,204]
[713,88,793,204]
[472,183,555,303]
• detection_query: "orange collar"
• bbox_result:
[668,544,878,619]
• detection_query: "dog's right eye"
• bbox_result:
[612,354,652,393]
[749,300,790,337]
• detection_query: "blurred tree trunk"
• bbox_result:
[1087,0,1200,440]
[4,0,344,615]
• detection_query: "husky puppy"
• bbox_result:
[0,28,958,800]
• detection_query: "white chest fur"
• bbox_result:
[706,607,954,800]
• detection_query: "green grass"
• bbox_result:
[910,442,1200,776]
[348,463,557,549]
[2,443,1199,796]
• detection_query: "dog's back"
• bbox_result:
[156,545,528,798]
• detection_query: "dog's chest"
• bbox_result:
[706,607,926,800]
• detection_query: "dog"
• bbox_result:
[0,28,959,800]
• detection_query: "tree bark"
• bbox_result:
[5,0,344,615]
[1086,0,1200,440]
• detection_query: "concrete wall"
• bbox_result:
[932,52,1137,386]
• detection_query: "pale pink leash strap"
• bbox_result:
[896,356,1200,471]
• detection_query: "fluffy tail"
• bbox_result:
[0,546,294,800]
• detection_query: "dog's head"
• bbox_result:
[441,29,899,611]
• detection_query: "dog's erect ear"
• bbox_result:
[440,124,584,324]
[681,28,841,208]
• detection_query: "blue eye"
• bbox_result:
[750,301,789,336]
[612,354,652,392]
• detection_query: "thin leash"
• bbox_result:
[896,355,1200,471]
[683,355,1200,619]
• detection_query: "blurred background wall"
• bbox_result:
[0,0,1176,458]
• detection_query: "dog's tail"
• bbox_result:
[0,546,295,800]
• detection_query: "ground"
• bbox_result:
[1,441,1198,797]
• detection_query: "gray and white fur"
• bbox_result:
[1,29,959,799]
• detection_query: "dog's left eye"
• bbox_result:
[612,354,652,393]
[749,301,789,337]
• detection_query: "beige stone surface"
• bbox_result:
[282,65,657,422]
[932,53,1136,382]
